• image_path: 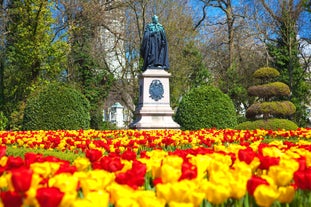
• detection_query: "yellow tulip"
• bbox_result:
[23,188,40,207]
[30,162,60,178]
[49,173,79,193]
[253,184,279,207]
[135,191,166,207]
[207,154,231,173]
[76,170,115,196]
[0,175,8,189]
[277,186,295,203]
[160,164,182,183]
[156,180,204,206]
[139,158,162,178]
[189,155,211,179]
[84,190,109,207]
[0,156,7,167]
[115,198,140,207]
[59,192,77,207]
[268,166,294,186]
[72,157,90,171]
[70,199,94,207]
[228,170,249,199]
[120,159,132,172]
[200,180,230,205]
[160,156,183,183]
[107,183,135,204]
[168,201,194,207]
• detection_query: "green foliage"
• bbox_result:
[247,82,291,98]
[266,9,310,126]
[100,121,118,130]
[219,63,249,116]
[175,86,237,130]
[253,67,280,80]
[183,42,211,88]
[235,118,298,130]
[6,146,84,163]
[68,13,114,130]
[23,83,91,130]
[169,40,211,107]
[0,112,8,130]
[3,0,69,129]
[8,102,26,131]
[246,101,296,118]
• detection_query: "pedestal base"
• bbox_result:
[130,69,180,130]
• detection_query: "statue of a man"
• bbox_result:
[140,15,169,71]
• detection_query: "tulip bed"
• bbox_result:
[1,128,311,206]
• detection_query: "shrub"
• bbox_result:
[253,67,280,80]
[246,101,296,118]
[23,83,91,130]
[247,82,290,98]
[175,86,237,130]
[0,112,8,130]
[235,118,298,130]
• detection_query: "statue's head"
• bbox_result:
[152,15,159,24]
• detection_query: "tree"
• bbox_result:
[259,0,310,126]
[3,0,68,129]
[0,0,8,111]
[57,0,117,129]
[193,0,268,115]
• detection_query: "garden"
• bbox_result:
[0,128,311,206]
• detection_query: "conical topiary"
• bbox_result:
[236,67,298,130]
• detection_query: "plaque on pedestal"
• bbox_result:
[130,69,180,129]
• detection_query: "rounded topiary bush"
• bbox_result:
[253,67,280,80]
[23,83,91,130]
[235,118,298,130]
[246,101,296,119]
[248,82,290,98]
[175,86,237,130]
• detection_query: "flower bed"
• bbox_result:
[0,128,311,206]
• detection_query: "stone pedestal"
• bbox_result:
[130,69,180,129]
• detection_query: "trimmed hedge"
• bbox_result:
[23,83,91,130]
[175,86,237,130]
[235,118,298,130]
[253,67,280,80]
[247,82,290,98]
[246,101,296,118]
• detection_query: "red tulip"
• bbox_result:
[11,167,33,193]
[55,163,77,175]
[238,147,257,164]
[36,187,64,207]
[179,161,197,181]
[24,152,43,167]
[6,156,24,170]
[0,191,23,207]
[294,167,311,190]
[100,156,124,172]
[85,149,102,162]
[247,175,269,196]
[258,155,280,170]
[121,149,136,161]
[115,160,146,189]
[0,146,6,158]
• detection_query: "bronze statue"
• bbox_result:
[140,15,169,71]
